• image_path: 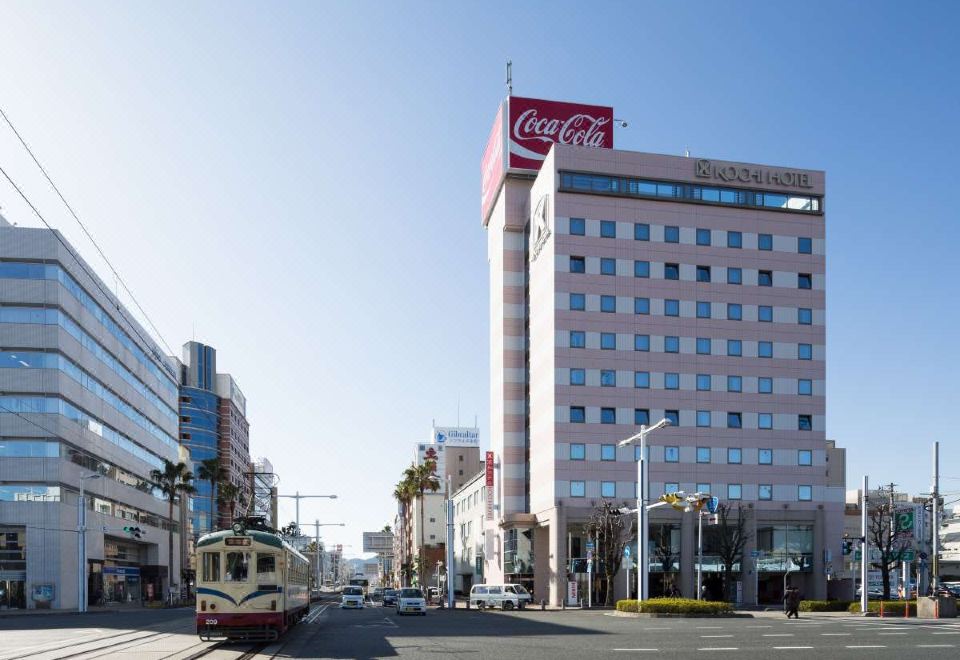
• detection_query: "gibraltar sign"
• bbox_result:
[433,426,480,448]
[695,159,814,189]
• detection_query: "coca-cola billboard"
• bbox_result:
[507,96,613,170]
[480,104,506,225]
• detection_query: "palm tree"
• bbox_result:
[217,481,240,526]
[393,480,415,584]
[150,459,196,601]
[196,457,225,534]
[403,461,440,585]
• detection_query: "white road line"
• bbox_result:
[918,644,956,648]
[747,625,773,628]
[773,647,813,650]
[696,626,724,629]
[877,632,907,635]
[696,648,739,651]
[700,635,733,638]
[821,633,851,636]
[846,645,886,648]
[612,649,658,652]
[762,634,794,637]
[933,632,960,635]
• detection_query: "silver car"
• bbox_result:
[395,587,426,615]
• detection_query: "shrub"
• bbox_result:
[846,600,917,615]
[800,600,853,612]
[616,597,733,615]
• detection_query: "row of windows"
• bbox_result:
[573,407,815,431]
[0,396,174,469]
[568,480,813,502]
[0,262,178,392]
[569,331,815,360]
[570,443,813,466]
[0,306,179,423]
[568,293,816,324]
[569,257,814,289]
[569,368,815,395]
[559,172,822,214]
[0,351,178,449]
[569,218,816,254]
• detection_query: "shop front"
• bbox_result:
[102,565,141,604]
[0,527,27,609]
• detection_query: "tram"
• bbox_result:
[196,519,310,641]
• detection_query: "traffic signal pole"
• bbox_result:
[932,441,940,593]
[861,475,869,614]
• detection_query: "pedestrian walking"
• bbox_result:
[783,586,801,618]
[700,584,708,601]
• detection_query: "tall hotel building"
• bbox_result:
[481,97,844,605]
[0,216,183,609]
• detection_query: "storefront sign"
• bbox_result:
[103,566,140,576]
[567,580,578,605]
[695,159,814,189]
[485,451,494,521]
[31,584,54,603]
[433,426,480,447]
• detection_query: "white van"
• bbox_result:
[469,583,532,610]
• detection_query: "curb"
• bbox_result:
[610,611,753,618]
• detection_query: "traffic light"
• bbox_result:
[841,539,853,555]
[123,526,144,539]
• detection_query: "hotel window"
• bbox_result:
[570,218,585,235]
[600,220,616,238]
[696,228,711,246]
[635,223,650,241]
[697,446,711,463]
[727,267,742,285]
[635,408,650,425]
[570,481,586,497]
[758,233,773,251]
[570,406,585,423]
[635,334,650,352]
[727,412,742,429]
[758,341,773,358]
[664,446,679,462]
[601,444,616,461]
[758,270,773,287]
[727,339,742,357]
[759,448,773,464]
[727,303,742,320]
[798,485,813,501]
[665,410,679,426]
[727,231,742,248]
[798,379,812,395]
[665,482,680,494]
[600,370,616,387]
[570,443,586,460]
[758,413,773,429]
[601,481,616,498]
[759,484,773,501]
[727,483,742,500]
[570,293,585,311]
[601,332,616,350]
[759,305,773,322]
[570,368,585,386]
[727,375,742,392]
[696,265,711,282]
[601,295,616,313]
[798,273,812,289]
[798,449,813,466]
[798,308,813,325]
[665,373,679,390]
[570,256,585,273]
[697,301,711,318]
[798,414,812,431]
[570,331,586,348]
[758,377,773,394]
[664,225,680,243]
[601,258,616,276]
[697,483,711,495]
[696,410,711,427]
[664,336,680,353]
[635,371,650,389]
[665,263,680,280]
[728,447,742,464]
[665,299,680,316]
[798,343,813,360]
[601,407,616,424]
[635,297,650,315]
[696,337,711,355]
[697,374,711,391]
[798,237,812,254]
[634,260,650,278]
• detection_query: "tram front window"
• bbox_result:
[224,552,250,583]
[202,552,221,582]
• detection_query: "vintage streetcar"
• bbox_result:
[196,519,309,641]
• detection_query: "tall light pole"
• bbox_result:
[618,418,671,602]
[277,492,337,537]
[860,475,869,614]
[78,473,102,613]
[306,521,344,590]
[446,475,454,609]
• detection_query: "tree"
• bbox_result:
[715,503,751,602]
[197,457,225,533]
[586,501,634,605]
[280,521,301,538]
[652,524,678,586]
[217,481,240,526]
[150,460,196,599]
[868,487,912,600]
[401,462,440,585]
[381,524,392,534]
[393,477,417,584]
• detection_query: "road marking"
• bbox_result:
[696,626,724,629]
[696,648,739,651]
[762,634,794,637]
[933,632,960,635]
[748,625,773,628]
[700,635,733,638]
[877,632,907,635]
[918,644,956,648]
[821,633,851,636]
[613,649,658,652]
[845,645,886,648]
[773,647,813,650]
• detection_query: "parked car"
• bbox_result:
[340,585,365,609]
[469,583,532,610]
[382,589,398,607]
[395,587,427,615]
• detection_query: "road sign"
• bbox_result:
[624,546,631,557]
[750,550,760,558]
[897,510,914,533]
[920,552,929,560]
[707,497,720,514]
[854,550,862,560]
[586,541,595,551]
[902,549,915,561]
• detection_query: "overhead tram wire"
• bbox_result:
[0,106,177,364]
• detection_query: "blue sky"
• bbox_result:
[1,1,958,553]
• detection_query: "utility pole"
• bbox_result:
[932,441,940,593]
[860,475,869,614]
[446,475,455,609]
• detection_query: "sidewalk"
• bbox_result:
[0,603,191,619]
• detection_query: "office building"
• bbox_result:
[451,469,486,593]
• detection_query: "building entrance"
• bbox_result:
[103,566,141,604]
[0,577,26,609]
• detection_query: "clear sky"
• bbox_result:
[1,1,958,555]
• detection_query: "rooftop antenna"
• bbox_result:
[506,60,512,96]
[684,146,690,158]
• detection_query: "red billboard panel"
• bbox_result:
[480,103,506,225]
[507,96,613,171]
[485,451,494,521]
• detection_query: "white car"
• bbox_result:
[340,585,365,609]
[469,583,532,610]
[395,587,427,615]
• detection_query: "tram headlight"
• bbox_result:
[232,521,245,535]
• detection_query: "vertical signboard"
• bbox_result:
[480,102,506,225]
[485,451,494,521]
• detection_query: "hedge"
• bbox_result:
[847,600,917,615]
[799,600,853,612]
[616,598,733,615]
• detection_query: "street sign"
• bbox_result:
[854,550,862,560]
[897,510,914,534]
[586,541,595,551]
[624,546,631,558]
[902,549,915,562]
[750,550,760,558]
[707,497,720,514]
[920,552,929,560]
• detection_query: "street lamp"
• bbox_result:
[277,492,337,538]
[305,521,345,591]
[78,473,102,613]
[618,418,671,602]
